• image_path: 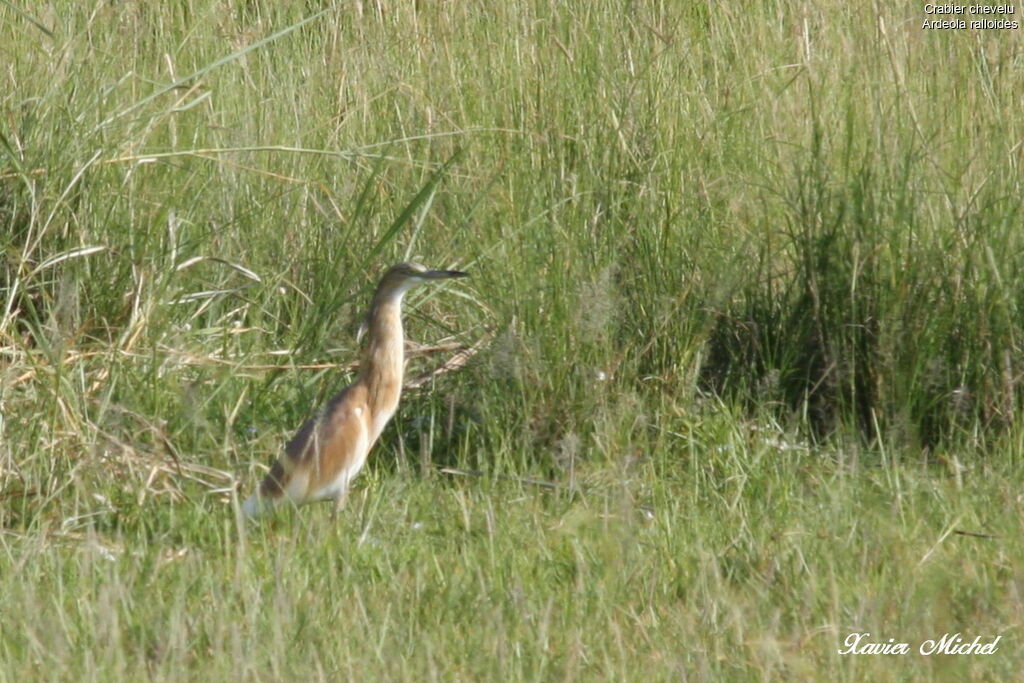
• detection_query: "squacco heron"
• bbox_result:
[242,262,468,518]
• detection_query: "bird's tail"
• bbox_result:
[241,492,278,518]
[242,461,290,519]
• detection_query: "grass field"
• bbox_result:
[2,1,1023,679]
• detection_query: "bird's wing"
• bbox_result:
[257,384,370,505]
[283,385,356,463]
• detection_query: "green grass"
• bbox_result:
[2,1,1023,679]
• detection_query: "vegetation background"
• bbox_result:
[2,1,1022,679]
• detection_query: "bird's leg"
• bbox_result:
[331,489,349,519]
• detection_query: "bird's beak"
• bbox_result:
[423,269,469,280]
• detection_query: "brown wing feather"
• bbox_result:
[259,384,370,502]
[284,385,355,462]
[303,384,370,494]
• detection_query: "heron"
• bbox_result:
[242,262,468,518]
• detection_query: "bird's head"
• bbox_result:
[375,261,468,300]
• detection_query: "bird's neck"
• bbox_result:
[357,293,405,420]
